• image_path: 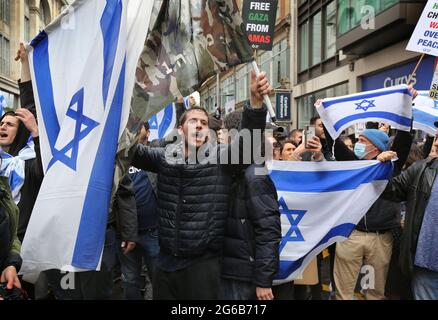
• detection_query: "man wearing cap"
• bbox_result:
[330,127,412,300]
[378,122,438,300]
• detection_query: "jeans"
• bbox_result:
[117,228,159,300]
[412,267,438,300]
[219,278,256,300]
[46,227,117,300]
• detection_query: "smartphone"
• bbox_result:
[304,125,316,149]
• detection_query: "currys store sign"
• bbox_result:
[362,56,435,91]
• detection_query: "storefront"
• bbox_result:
[361,56,435,91]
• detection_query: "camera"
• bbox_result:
[0,282,28,300]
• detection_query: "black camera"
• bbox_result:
[0,282,28,300]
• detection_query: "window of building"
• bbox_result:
[221,75,235,106]
[260,38,290,88]
[39,0,51,28]
[0,34,10,76]
[208,86,216,113]
[0,0,10,24]
[236,65,250,103]
[325,1,337,59]
[337,0,399,35]
[25,0,30,42]
[297,82,348,129]
[299,21,309,72]
[299,1,337,73]
[311,12,322,66]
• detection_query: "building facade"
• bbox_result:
[293,0,430,129]
[200,0,292,121]
[0,0,67,108]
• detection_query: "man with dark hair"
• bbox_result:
[131,71,271,300]
[302,116,333,161]
[289,129,303,146]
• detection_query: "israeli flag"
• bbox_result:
[412,91,438,135]
[317,85,413,140]
[269,160,393,283]
[21,0,153,273]
[148,103,177,141]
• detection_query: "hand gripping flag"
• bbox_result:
[21,0,153,273]
[412,91,438,135]
[268,160,393,284]
[317,85,413,140]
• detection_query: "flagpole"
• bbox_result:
[407,54,425,85]
[251,61,277,123]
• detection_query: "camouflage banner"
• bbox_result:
[114,0,254,197]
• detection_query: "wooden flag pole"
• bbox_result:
[407,54,426,85]
[252,61,277,122]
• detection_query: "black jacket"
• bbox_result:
[111,175,139,242]
[132,102,267,258]
[17,81,45,242]
[221,165,281,288]
[381,158,438,276]
[329,130,412,231]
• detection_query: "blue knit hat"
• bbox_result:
[360,129,389,152]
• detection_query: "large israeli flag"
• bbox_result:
[412,91,438,135]
[317,85,413,140]
[21,0,153,273]
[269,160,393,283]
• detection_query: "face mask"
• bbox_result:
[354,143,368,159]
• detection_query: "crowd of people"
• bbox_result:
[1,44,438,301]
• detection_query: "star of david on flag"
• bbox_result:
[278,197,306,251]
[355,99,376,112]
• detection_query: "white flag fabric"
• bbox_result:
[268,160,393,284]
[21,0,153,273]
[412,91,438,135]
[317,85,413,140]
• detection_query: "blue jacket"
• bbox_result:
[129,167,158,231]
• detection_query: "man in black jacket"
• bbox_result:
[131,72,271,300]
[379,124,438,300]
[221,164,281,300]
[220,111,281,300]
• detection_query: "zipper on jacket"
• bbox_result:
[174,168,183,257]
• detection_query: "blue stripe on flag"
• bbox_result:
[32,32,60,154]
[158,104,174,139]
[270,162,393,193]
[333,112,412,131]
[322,87,411,109]
[72,59,127,269]
[413,108,438,129]
[100,0,123,107]
[30,30,49,48]
[276,223,355,280]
